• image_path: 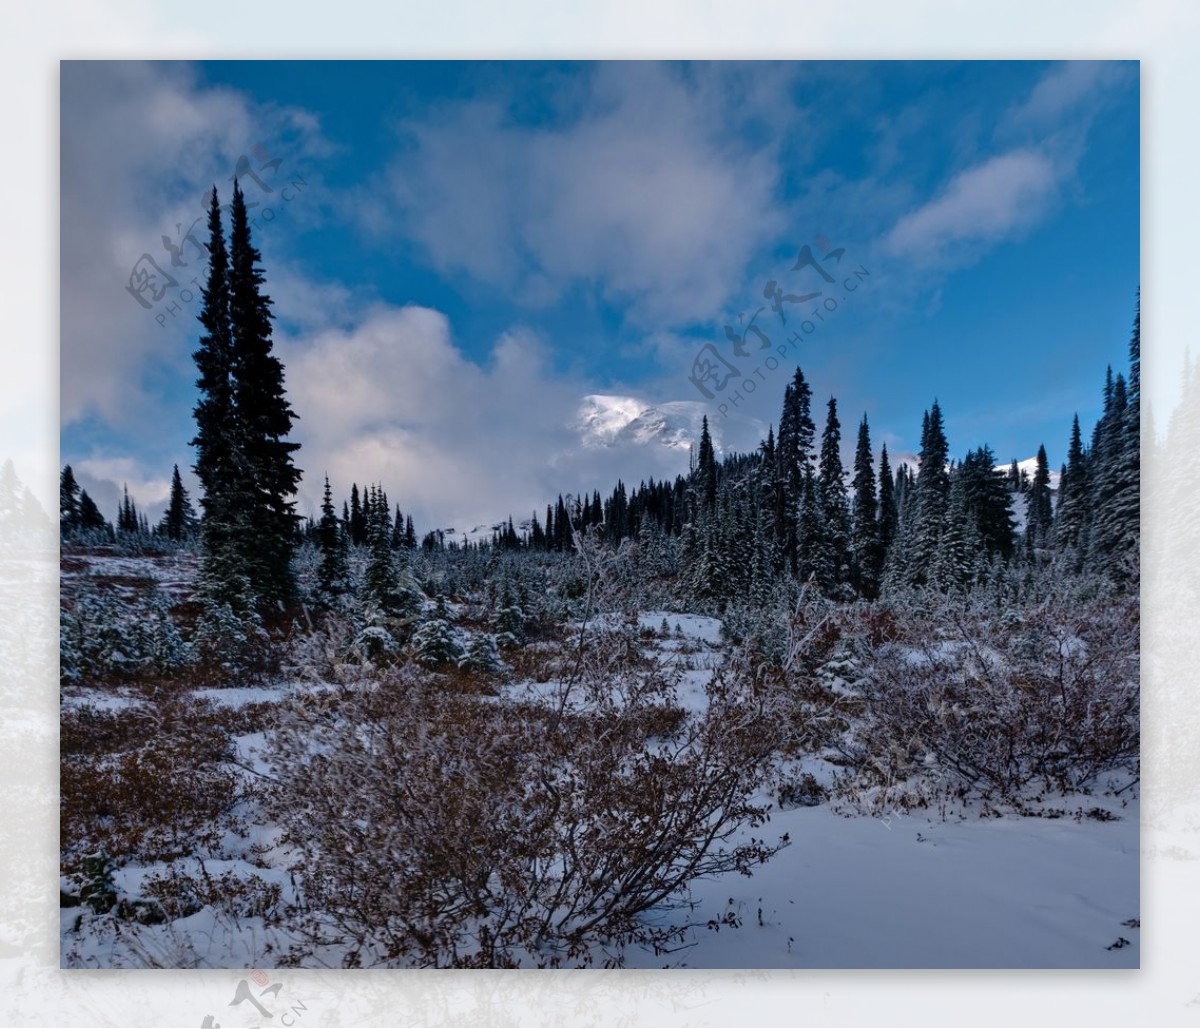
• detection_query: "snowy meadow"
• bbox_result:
[59,521,1140,969]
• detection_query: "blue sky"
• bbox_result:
[60,60,1139,531]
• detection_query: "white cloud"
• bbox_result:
[1001,61,1130,136]
[882,60,1132,273]
[60,61,327,428]
[884,149,1059,264]
[279,304,717,531]
[366,62,786,326]
[74,456,172,525]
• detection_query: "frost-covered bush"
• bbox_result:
[410,610,463,668]
[831,590,1139,805]
[458,632,506,677]
[348,624,397,664]
[60,585,188,684]
[191,596,271,677]
[269,618,788,968]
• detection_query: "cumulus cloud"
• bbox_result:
[60,61,327,428]
[280,304,707,533]
[73,456,172,526]
[1000,60,1131,136]
[882,60,1132,271]
[366,62,787,326]
[884,149,1059,263]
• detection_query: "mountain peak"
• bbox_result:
[575,394,739,453]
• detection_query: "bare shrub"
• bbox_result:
[831,590,1139,807]
[269,622,786,967]
[61,696,244,865]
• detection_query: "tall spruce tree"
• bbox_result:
[817,396,851,588]
[362,484,401,615]
[60,465,81,536]
[1107,293,1141,574]
[1024,444,1053,553]
[117,484,139,535]
[877,443,897,560]
[958,445,1016,561]
[1088,316,1139,579]
[1053,414,1090,562]
[895,400,950,588]
[192,186,260,614]
[228,180,302,604]
[349,485,365,546]
[316,474,350,600]
[850,414,882,598]
[159,464,197,541]
[696,416,718,510]
[796,465,833,591]
[933,466,981,591]
[775,367,816,570]
[78,489,108,536]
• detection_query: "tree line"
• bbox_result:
[60,191,1139,619]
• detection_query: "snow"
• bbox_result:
[60,550,198,585]
[191,681,337,710]
[638,610,724,645]
[192,686,288,709]
[59,571,1140,971]
[60,687,146,713]
[230,731,274,778]
[574,394,762,453]
[624,796,1139,969]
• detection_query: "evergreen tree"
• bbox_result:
[775,367,815,570]
[696,415,718,510]
[60,465,81,536]
[191,186,258,614]
[391,504,405,550]
[1024,444,1054,553]
[894,401,950,588]
[411,596,463,667]
[796,465,833,591]
[491,580,527,647]
[850,415,882,597]
[877,443,897,560]
[117,484,139,535]
[158,464,197,541]
[1089,327,1139,579]
[316,474,350,600]
[228,180,301,604]
[756,427,784,574]
[933,467,981,591]
[1054,414,1090,561]
[817,397,851,587]
[958,445,1016,561]
[459,632,505,676]
[78,490,109,536]
[1106,293,1141,575]
[362,484,401,614]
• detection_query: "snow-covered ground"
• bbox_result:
[624,795,1138,968]
[61,603,1139,969]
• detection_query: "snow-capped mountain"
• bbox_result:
[575,394,760,453]
[1002,456,1063,494]
[996,456,1062,537]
